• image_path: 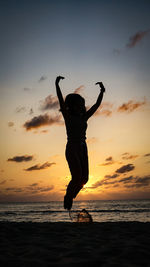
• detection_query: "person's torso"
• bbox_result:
[64,113,87,142]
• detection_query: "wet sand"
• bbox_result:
[0,221,150,266]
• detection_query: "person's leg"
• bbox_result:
[72,142,89,198]
[64,143,83,209]
[66,142,89,197]
[80,142,89,185]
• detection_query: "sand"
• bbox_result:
[0,221,150,266]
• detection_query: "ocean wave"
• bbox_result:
[0,209,150,217]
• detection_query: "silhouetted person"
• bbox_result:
[55,76,105,210]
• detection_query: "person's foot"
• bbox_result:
[64,195,73,210]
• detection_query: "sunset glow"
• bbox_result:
[0,0,150,201]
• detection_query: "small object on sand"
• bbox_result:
[69,209,93,223]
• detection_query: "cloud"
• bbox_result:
[29,183,38,187]
[15,106,26,113]
[40,95,59,111]
[0,180,7,185]
[95,109,112,117]
[74,85,85,94]
[89,171,119,189]
[85,172,150,191]
[40,130,48,133]
[23,113,63,131]
[8,122,14,127]
[91,99,147,117]
[100,156,115,166]
[113,29,150,56]
[122,175,150,188]
[38,186,54,192]
[15,106,34,115]
[94,102,113,117]
[25,183,54,194]
[106,156,113,161]
[90,178,118,189]
[87,163,150,191]
[4,184,54,194]
[5,187,23,193]
[117,99,146,113]
[8,155,34,163]
[104,174,119,179]
[29,108,34,115]
[101,102,114,109]
[39,87,85,112]
[144,153,150,164]
[86,137,98,144]
[100,110,112,117]
[144,153,150,157]
[24,162,55,171]
[23,87,31,92]
[121,152,138,160]
[119,176,134,184]
[126,29,150,48]
[134,176,150,187]
[38,75,47,82]
[116,164,135,174]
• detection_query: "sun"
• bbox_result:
[82,175,94,190]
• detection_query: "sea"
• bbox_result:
[0,199,149,223]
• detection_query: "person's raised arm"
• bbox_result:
[55,76,66,113]
[86,82,105,120]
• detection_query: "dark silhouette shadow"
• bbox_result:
[55,76,105,210]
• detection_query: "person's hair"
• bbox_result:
[65,94,86,114]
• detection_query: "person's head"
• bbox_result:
[65,94,86,114]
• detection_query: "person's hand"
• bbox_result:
[55,76,65,84]
[95,82,105,93]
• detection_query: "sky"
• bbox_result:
[0,0,150,202]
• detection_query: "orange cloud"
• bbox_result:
[4,184,54,194]
[88,172,150,191]
[24,162,55,171]
[144,153,150,157]
[121,175,150,188]
[40,95,59,111]
[126,29,150,48]
[116,164,135,174]
[100,156,116,166]
[8,122,14,127]
[8,155,34,162]
[0,180,7,185]
[117,99,146,113]
[86,137,98,144]
[95,109,112,117]
[94,102,113,117]
[121,152,139,160]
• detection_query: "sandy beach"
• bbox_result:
[0,221,150,266]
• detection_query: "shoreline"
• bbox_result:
[0,221,150,266]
